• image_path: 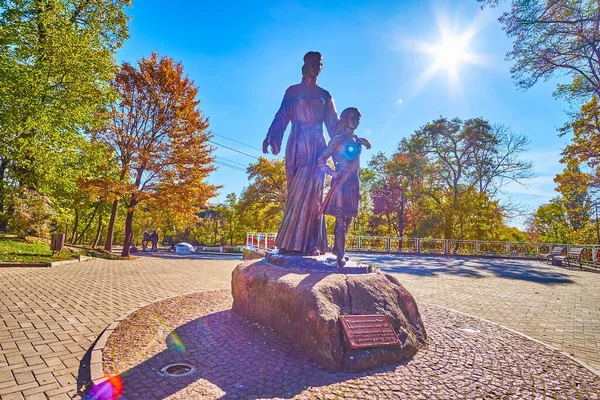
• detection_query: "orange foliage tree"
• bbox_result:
[94,52,218,256]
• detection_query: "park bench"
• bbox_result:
[553,247,584,269]
[541,246,564,264]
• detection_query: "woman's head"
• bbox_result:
[302,51,323,79]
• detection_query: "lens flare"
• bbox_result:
[339,140,362,162]
[166,330,186,352]
[86,375,123,400]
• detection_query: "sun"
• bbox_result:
[404,11,492,93]
[432,35,470,73]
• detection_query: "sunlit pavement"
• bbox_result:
[0,252,599,399]
[102,290,600,399]
[354,253,600,372]
[0,253,240,399]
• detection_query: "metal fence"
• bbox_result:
[245,232,600,268]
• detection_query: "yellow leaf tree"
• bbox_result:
[95,52,218,256]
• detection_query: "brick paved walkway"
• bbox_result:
[0,252,599,399]
[102,290,600,399]
[356,253,600,371]
[0,254,240,399]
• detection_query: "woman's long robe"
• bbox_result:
[266,81,339,254]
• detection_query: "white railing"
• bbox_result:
[245,232,600,268]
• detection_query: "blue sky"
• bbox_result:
[116,0,573,228]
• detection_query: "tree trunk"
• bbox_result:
[104,199,119,251]
[213,218,218,245]
[75,202,100,244]
[121,208,135,257]
[104,168,128,252]
[70,210,79,243]
[0,157,8,232]
[93,211,103,249]
[121,167,144,256]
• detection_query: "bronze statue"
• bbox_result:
[318,108,370,266]
[263,51,339,255]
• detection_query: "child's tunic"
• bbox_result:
[317,134,362,217]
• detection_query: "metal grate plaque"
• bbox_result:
[340,314,401,350]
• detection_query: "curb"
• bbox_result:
[431,304,600,378]
[88,290,227,390]
[0,256,93,268]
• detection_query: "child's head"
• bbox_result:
[340,107,361,132]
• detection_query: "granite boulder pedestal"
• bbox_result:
[231,253,427,372]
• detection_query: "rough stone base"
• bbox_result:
[242,246,266,261]
[231,259,427,372]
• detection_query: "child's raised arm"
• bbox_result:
[354,135,372,149]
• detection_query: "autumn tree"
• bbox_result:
[369,158,404,236]
[560,96,600,193]
[94,53,218,256]
[0,0,130,232]
[554,165,592,231]
[480,0,600,101]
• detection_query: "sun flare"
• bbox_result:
[405,11,492,94]
[432,35,470,72]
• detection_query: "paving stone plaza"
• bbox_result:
[1,253,599,399]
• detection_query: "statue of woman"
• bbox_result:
[262,51,339,255]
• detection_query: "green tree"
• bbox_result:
[0,0,131,232]
[394,117,531,239]
[223,193,241,245]
[527,198,570,243]
[237,157,286,234]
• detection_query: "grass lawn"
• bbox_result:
[0,235,77,263]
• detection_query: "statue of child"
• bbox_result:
[317,107,370,266]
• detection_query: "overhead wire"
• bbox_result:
[213,133,263,152]
[209,140,261,159]
[214,161,246,172]
[215,156,248,167]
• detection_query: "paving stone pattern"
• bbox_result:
[103,290,600,399]
[1,252,599,398]
[0,254,240,399]
[357,254,600,371]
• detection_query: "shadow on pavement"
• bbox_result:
[92,310,397,400]
[350,254,574,284]
[136,251,242,261]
